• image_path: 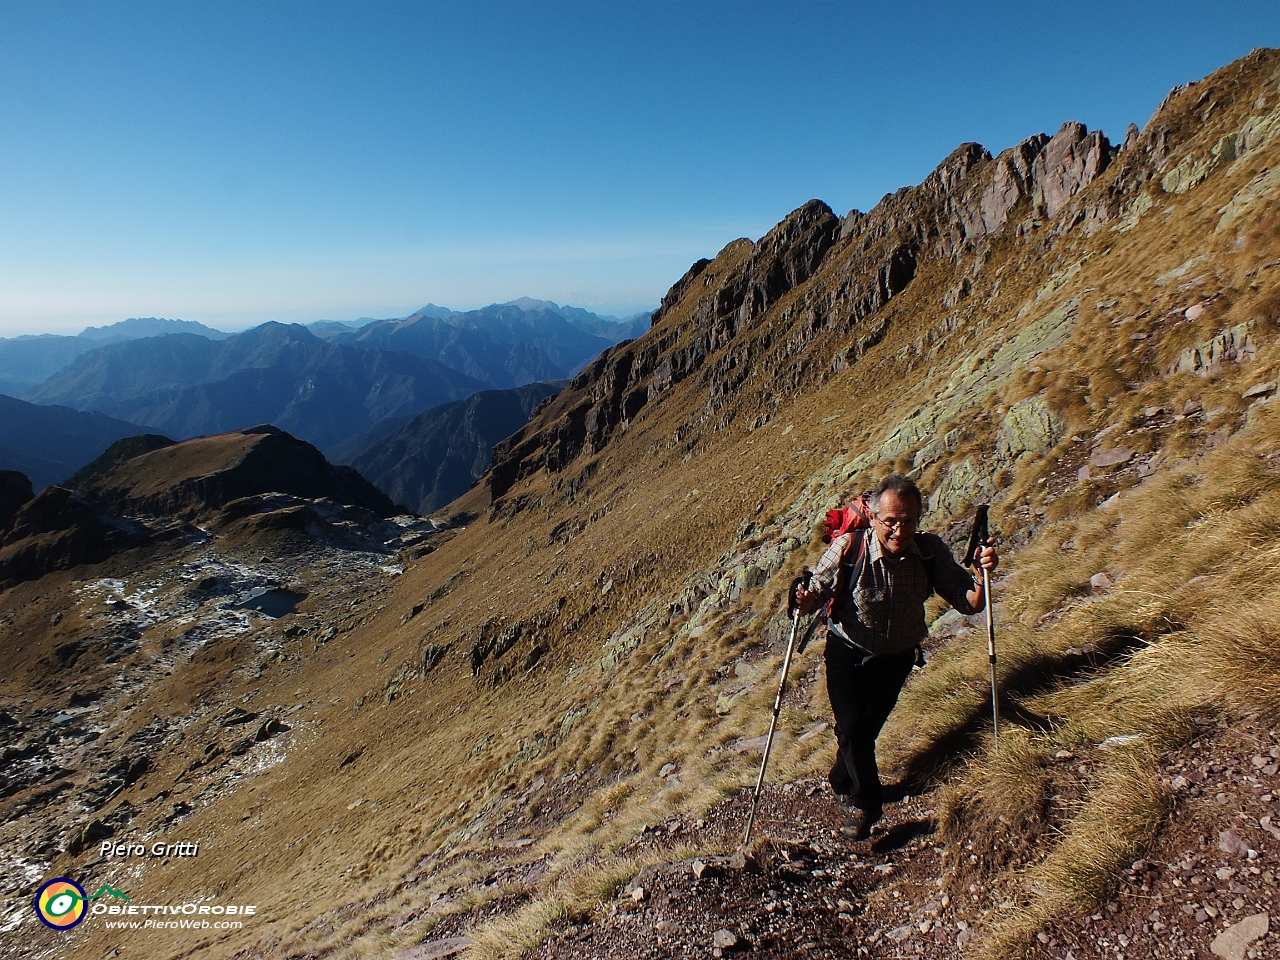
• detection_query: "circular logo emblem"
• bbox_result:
[35,878,88,930]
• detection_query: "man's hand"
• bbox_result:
[964,538,999,611]
[976,539,998,574]
[793,581,822,616]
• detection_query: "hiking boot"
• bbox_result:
[838,803,881,841]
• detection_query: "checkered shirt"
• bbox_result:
[808,529,978,655]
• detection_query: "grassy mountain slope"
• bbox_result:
[72,425,399,519]
[8,49,1280,960]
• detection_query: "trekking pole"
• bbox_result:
[963,505,999,745]
[742,573,810,848]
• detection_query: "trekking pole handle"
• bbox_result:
[963,505,990,569]
[787,571,812,617]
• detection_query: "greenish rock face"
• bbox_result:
[699,292,1084,624]
[1160,154,1211,195]
[996,395,1064,459]
[1113,191,1156,233]
[1217,166,1280,233]
[598,621,647,673]
[913,426,963,470]
[926,456,996,522]
[1154,254,1211,287]
[1240,99,1280,154]
[559,703,593,741]
[738,565,768,592]
[929,609,968,635]
[835,298,1079,486]
[1213,132,1239,163]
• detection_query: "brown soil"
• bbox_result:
[505,717,1280,960]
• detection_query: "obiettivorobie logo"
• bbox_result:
[33,876,257,933]
[34,878,131,930]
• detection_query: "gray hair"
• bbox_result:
[870,473,923,513]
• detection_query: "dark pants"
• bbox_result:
[824,639,916,813]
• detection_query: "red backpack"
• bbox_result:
[819,494,875,619]
[821,494,874,549]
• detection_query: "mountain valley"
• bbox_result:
[1,303,647,485]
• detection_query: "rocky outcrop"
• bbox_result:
[1173,321,1261,375]
[977,135,1048,235]
[77,426,398,520]
[483,57,1265,513]
[1031,122,1113,218]
[489,203,843,498]
[649,258,712,328]
[487,126,1113,509]
[0,486,147,589]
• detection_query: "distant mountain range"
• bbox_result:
[27,322,487,452]
[331,300,648,385]
[0,300,651,503]
[0,317,233,396]
[77,316,232,343]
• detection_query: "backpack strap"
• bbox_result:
[915,533,938,592]
[826,528,870,621]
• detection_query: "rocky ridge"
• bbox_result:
[486,117,1132,503]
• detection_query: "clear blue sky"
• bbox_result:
[1,1,1276,335]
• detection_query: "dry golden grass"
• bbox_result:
[469,899,570,960]
[895,402,1280,957]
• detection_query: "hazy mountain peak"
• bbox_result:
[504,296,563,313]
[408,303,459,319]
[77,316,231,342]
[236,320,319,343]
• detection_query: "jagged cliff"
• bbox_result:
[487,48,1277,531]
[487,116,1131,504]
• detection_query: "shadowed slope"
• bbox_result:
[343,381,566,515]
[0,394,152,491]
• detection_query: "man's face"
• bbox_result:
[872,489,920,557]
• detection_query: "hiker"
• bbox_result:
[792,473,998,840]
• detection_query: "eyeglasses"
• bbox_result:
[874,514,918,533]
